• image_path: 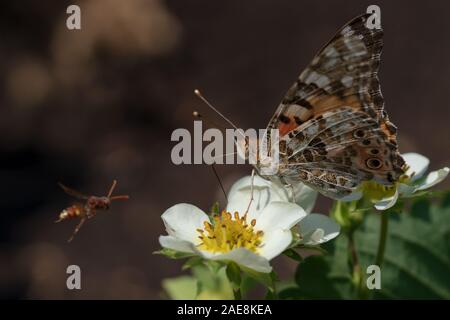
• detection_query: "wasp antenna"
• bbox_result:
[107,180,118,198]
[110,195,130,201]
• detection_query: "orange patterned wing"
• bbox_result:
[265,14,405,200]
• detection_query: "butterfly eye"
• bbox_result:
[353,129,366,139]
[366,158,382,169]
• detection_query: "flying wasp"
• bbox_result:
[56,180,129,242]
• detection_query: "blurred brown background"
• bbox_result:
[0,0,449,299]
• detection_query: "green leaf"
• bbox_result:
[240,275,258,296]
[211,202,220,215]
[356,195,450,299]
[240,266,275,292]
[226,262,242,289]
[331,200,364,233]
[265,289,277,300]
[153,248,195,259]
[291,238,355,299]
[191,264,234,299]
[162,276,198,300]
[299,244,328,255]
[283,249,303,262]
[182,256,204,270]
[205,260,223,274]
[283,191,450,299]
[278,287,305,300]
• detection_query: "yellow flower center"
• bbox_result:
[361,181,397,202]
[361,165,412,202]
[197,211,263,254]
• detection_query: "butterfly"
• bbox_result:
[247,13,406,200]
[195,13,406,201]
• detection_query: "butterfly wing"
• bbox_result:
[266,14,405,199]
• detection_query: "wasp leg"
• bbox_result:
[285,184,296,203]
[67,217,87,243]
[86,209,96,219]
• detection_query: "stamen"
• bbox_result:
[196,210,263,254]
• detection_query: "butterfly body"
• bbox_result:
[253,14,405,200]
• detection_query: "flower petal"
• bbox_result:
[259,229,293,260]
[298,213,340,245]
[226,176,275,221]
[226,175,318,219]
[159,235,195,253]
[403,153,430,181]
[416,167,450,191]
[161,203,209,243]
[254,201,307,233]
[292,184,318,213]
[398,182,416,197]
[207,248,272,273]
[374,189,399,210]
[340,190,363,202]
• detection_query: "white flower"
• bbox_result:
[373,153,449,210]
[159,202,303,273]
[225,175,318,216]
[297,213,341,245]
[159,176,339,273]
[226,176,339,246]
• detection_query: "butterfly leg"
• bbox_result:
[67,217,87,243]
[244,169,255,215]
[285,184,296,203]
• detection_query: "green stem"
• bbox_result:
[226,263,242,300]
[267,272,278,300]
[348,232,362,290]
[233,287,242,300]
[375,212,389,266]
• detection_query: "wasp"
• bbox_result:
[56,180,129,242]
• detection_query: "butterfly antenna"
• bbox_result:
[211,164,228,202]
[212,151,237,162]
[192,111,225,130]
[194,89,246,159]
[194,90,243,137]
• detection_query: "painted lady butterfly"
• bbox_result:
[255,13,406,200]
